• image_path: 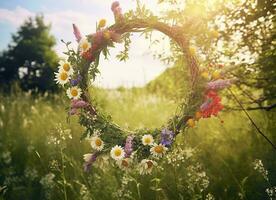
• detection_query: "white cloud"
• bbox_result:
[0,6,34,26]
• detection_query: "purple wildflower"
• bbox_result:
[70,75,82,86]
[161,129,175,146]
[206,79,232,90]
[124,135,134,157]
[83,153,97,172]
[72,24,82,42]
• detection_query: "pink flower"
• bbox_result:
[69,108,78,115]
[71,99,88,109]
[72,24,82,42]
[111,1,120,12]
[111,1,124,21]
[206,79,232,90]
[93,31,104,45]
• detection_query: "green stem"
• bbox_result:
[60,148,68,200]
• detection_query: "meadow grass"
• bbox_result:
[0,89,275,200]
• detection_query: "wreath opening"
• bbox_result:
[55,1,233,174]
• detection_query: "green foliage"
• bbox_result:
[0,90,275,200]
[0,15,59,93]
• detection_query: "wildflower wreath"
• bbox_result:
[55,1,233,174]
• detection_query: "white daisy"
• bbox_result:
[55,70,69,86]
[150,143,168,158]
[138,159,156,175]
[79,37,91,53]
[117,158,131,171]
[142,134,154,146]
[66,86,82,99]
[90,136,104,151]
[83,153,93,162]
[58,60,73,75]
[110,145,125,160]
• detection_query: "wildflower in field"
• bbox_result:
[71,99,88,109]
[142,134,154,146]
[79,37,91,53]
[253,159,269,181]
[83,153,97,172]
[212,70,221,80]
[82,48,95,61]
[73,23,82,42]
[266,186,276,200]
[110,145,125,160]
[206,79,232,90]
[187,118,195,127]
[200,90,223,118]
[111,1,123,21]
[111,1,120,11]
[40,173,55,189]
[138,159,156,175]
[124,135,134,157]
[98,19,106,28]
[70,75,82,86]
[117,158,131,171]
[195,111,202,120]
[150,143,168,157]
[55,70,69,85]
[66,86,82,99]
[90,136,104,151]
[58,60,73,75]
[160,128,174,146]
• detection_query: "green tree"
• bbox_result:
[0,15,59,93]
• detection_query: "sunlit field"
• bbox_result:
[0,0,275,200]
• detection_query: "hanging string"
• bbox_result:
[228,88,276,150]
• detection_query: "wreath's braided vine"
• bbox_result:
[55,1,232,173]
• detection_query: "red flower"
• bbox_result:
[82,48,95,62]
[200,90,223,118]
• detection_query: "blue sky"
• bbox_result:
[0,0,171,88]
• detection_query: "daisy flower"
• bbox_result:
[110,145,125,160]
[66,86,82,99]
[79,37,91,53]
[142,134,154,146]
[138,159,156,175]
[117,158,131,171]
[150,143,168,158]
[58,60,73,75]
[55,70,69,86]
[90,136,104,151]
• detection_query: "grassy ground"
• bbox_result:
[0,89,275,200]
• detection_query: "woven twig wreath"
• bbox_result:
[55,1,232,174]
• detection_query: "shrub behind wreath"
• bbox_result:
[54,1,233,174]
